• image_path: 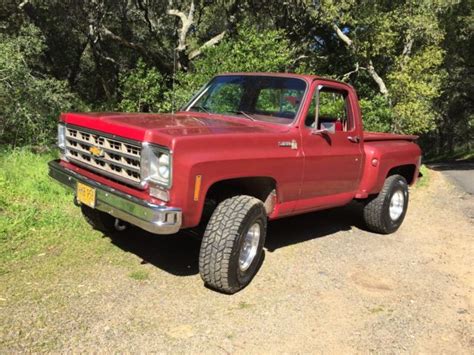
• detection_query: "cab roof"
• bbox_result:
[217,72,353,89]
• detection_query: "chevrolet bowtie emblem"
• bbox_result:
[89,145,104,157]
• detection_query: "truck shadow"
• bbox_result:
[265,203,362,252]
[102,203,364,277]
[103,228,202,277]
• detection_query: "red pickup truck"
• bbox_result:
[49,73,421,293]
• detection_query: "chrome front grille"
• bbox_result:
[64,126,142,186]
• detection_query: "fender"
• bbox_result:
[356,140,421,198]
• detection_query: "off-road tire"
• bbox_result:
[81,205,121,234]
[363,174,409,234]
[199,195,267,294]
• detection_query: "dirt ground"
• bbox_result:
[1,169,473,353]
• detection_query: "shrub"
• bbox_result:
[166,24,296,110]
[118,59,167,113]
[0,25,85,147]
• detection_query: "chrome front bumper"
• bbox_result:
[48,160,182,234]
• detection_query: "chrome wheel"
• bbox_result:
[239,223,261,272]
[389,190,404,220]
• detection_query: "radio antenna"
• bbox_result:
[171,44,177,114]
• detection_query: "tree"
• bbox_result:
[0,0,470,153]
[431,0,473,156]
[165,23,296,110]
[299,0,447,134]
[0,25,85,146]
[118,59,165,112]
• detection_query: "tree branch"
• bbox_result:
[18,0,29,9]
[367,60,389,96]
[99,26,145,52]
[402,38,414,58]
[18,0,39,23]
[167,1,195,51]
[167,9,188,25]
[98,26,170,72]
[340,62,362,81]
[332,24,353,47]
[332,24,389,97]
[292,55,309,63]
[188,31,226,60]
[401,35,414,69]
[137,0,159,33]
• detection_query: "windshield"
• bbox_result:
[185,75,307,124]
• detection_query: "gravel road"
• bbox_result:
[430,161,474,195]
[1,169,473,353]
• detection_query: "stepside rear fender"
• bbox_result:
[356,140,421,198]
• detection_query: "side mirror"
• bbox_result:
[311,122,336,135]
[311,128,330,135]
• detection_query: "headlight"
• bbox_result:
[141,143,172,188]
[57,124,66,150]
[158,154,170,179]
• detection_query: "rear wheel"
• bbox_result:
[81,205,127,234]
[199,195,267,294]
[363,175,409,234]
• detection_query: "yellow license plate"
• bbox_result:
[76,182,96,208]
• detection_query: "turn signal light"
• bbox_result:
[194,175,202,201]
[150,186,169,202]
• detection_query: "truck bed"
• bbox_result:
[363,132,418,142]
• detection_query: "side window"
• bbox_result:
[305,93,317,127]
[305,87,351,132]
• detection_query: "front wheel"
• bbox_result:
[199,195,267,294]
[362,174,409,234]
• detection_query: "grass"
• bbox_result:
[416,164,431,188]
[128,270,150,281]
[237,301,253,309]
[0,149,135,299]
[0,149,149,350]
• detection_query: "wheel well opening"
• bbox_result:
[387,164,416,185]
[206,177,277,203]
[202,177,277,219]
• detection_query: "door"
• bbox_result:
[296,81,363,211]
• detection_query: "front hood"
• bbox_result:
[61,112,279,144]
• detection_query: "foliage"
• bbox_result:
[431,0,474,155]
[388,47,445,134]
[118,59,166,112]
[359,96,393,133]
[0,25,85,147]
[169,24,296,109]
[0,0,471,154]
[116,24,295,112]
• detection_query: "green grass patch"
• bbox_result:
[0,148,161,350]
[0,148,131,285]
[128,270,150,281]
[416,164,431,188]
[237,301,253,309]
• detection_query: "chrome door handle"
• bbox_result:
[347,136,360,143]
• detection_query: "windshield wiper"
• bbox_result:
[191,105,211,113]
[229,110,256,121]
